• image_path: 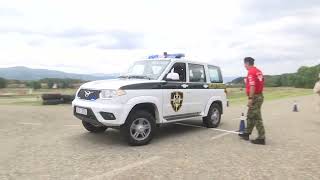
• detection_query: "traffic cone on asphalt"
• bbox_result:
[293,101,299,112]
[238,113,246,134]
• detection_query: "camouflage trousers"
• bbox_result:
[245,94,265,139]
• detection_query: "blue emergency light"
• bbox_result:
[148,53,185,59]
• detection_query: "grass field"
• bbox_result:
[0,87,314,106]
[227,87,313,104]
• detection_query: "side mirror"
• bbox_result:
[166,72,180,81]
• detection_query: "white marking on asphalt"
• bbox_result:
[175,123,239,134]
[211,132,231,140]
[64,125,80,127]
[18,122,42,126]
[88,156,161,180]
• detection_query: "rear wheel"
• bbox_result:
[203,103,222,128]
[82,121,107,133]
[122,110,155,146]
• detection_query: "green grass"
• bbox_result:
[228,87,313,104]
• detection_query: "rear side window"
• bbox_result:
[189,64,206,82]
[208,66,223,83]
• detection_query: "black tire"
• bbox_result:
[203,103,222,128]
[122,110,156,146]
[42,94,62,100]
[82,121,107,133]
[42,99,64,105]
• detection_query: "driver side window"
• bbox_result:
[166,63,186,82]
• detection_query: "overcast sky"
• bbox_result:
[0,0,319,76]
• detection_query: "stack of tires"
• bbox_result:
[42,94,75,105]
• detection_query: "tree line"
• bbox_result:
[0,78,85,89]
[230,64,320,88]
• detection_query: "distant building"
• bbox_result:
[52,83,58,89]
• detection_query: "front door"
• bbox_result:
[162,62,193,121]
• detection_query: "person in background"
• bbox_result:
[239,57,266,145]
[163,52,168,58]
[313,73,320,112]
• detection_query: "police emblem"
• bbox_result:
[170,91,183,112]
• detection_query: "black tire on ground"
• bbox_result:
[82,121,107,133]
[203,103,222,128]
[42,99,64,105]
[122,110,156,146]
[41,94,62,101]
[62,95,75,103]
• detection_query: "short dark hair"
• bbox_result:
[244,57,255,65]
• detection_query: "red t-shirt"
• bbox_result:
[244,67,264,96]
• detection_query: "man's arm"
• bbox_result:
[248,85,255,108]
[247,71,256,108]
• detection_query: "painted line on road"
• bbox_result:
[88,156,161,180]
[63,125,81,127]
[211,132,231,140]
[18,122,42,126]
[175,123,239,134]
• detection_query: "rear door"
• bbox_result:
[187,63,209,114]
[207,65,226,106]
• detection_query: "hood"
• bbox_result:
[80,78,161,90]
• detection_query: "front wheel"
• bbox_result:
[122,110,155,146]
[203,103,222,128]
[82,121,107,133]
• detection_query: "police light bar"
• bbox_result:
[148,53,185,59]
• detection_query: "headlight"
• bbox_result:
[100,89,126,99]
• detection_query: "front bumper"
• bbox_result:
[72,99,129,127]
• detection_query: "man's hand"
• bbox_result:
[247,99,254,108]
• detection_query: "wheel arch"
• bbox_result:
[124,96,161,124]
[204,97,224,116]
[128,103,160,123]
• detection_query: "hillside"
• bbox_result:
[229,64,320,88]
[0,66,119,81]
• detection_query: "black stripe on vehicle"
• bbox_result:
[164,112,201,121]
[121,82,226,90]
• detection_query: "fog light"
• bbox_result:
[100,112,116,120]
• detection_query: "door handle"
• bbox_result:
[203,84,208,88]
[181,84,189,88]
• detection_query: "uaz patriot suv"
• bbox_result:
[72,54,228,145]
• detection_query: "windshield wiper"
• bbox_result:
[118,75,151,80]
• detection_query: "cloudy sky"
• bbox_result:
[0,0,319,76]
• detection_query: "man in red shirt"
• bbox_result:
[239,57,266,145]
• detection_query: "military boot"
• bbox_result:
[238,133,250,140]
[250,138,265,145]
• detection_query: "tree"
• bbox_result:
[0,77,7,88]
[27,81,41,89]
[229,64,320,89]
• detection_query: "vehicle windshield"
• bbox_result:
[120,60,170,80]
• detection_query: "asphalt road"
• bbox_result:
[0,95,319,180]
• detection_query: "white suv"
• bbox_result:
[72,54,228,146]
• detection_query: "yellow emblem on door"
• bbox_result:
[170,91,183,112]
